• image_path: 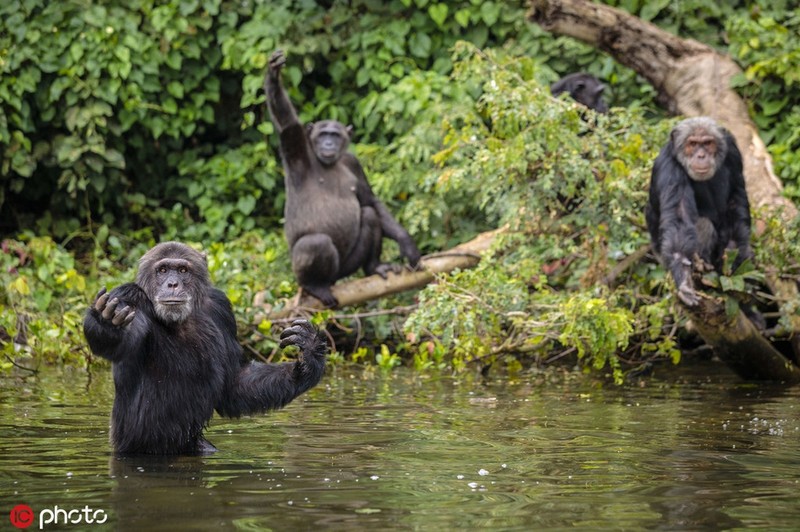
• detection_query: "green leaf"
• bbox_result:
[479,3,500,26]
[428,4,448,28]
[167,81,185,99]
[236,195,256,216]
[455,9,471,28]
[409,32,431,59]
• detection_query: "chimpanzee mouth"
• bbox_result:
[158,298,188,305]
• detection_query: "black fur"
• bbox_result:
[551,73,608,113]
[264,50,420,307]
[83,242,327,455]
[645,117,752,306]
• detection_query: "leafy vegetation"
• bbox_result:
[1,0,799,382]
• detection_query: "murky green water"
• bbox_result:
[1,362,799,530]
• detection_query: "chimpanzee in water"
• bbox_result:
[645,117,753,307]
[550,73,609,113]
[264,49,421,308]
[83,242,328,455]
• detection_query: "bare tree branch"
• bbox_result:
[254,226,506,320]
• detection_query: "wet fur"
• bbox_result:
[83,242,328,455]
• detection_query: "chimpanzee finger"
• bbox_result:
[677,285,699,307]
[279,320,313,348]
[94,288,109,312]
[269,50,286,69]
[111,305,135,327]
[101,297,120,321]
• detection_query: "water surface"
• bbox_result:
[1,363,799,530]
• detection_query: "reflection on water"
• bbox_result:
[1,362,799,530]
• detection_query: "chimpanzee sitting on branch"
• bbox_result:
[645,117,753,306]
[264,49,421,308]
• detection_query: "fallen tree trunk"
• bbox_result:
[254,226,506,320]
[529,0,800,378]
[685,292,800,383]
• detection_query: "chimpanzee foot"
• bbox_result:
[303,284,338,308]
[373,263,402,279]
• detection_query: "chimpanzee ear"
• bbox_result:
[346,125,354,138]
[306,123,315,137]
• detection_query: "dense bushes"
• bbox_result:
[1,1,799,379]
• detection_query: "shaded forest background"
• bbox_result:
[2,0,800,381]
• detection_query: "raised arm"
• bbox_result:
[264,50,299,133]
[264,50,312,180]
[215,320,328,418]
[83,283,151,363]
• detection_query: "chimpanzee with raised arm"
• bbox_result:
[264,50,420,308]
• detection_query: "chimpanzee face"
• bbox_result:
[572,81,608,113]
[551,73,608,113]
[308,120,352,166]
[150,258,195,323]
[136,242,209,325]
[683,130,719,180]
[672,118,727,182]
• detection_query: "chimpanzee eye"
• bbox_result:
[158,266,167,274]
[179,267,188,274]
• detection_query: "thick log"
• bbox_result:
[686,294,800,383]
[254,226,506,320]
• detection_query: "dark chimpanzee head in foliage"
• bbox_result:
[670,116,728,182]
[306,120,353,166]
[136,242,210,324]
[550,73,609,113]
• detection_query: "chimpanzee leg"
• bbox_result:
[292,233,340,307]
[695,217,717,265]
[338,206,383,278]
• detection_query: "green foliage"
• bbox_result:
[0,236,88,365]
[0,0,228,236]
[559,293,633,384]
[727,9,800,198]
[399,44,694,380]
[2,1,800,381]
[405,264,531,371]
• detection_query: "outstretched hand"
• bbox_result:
[93,287,136,327]
[268,49,286,79]
[676,279,700,307]
[279,319,324,355]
